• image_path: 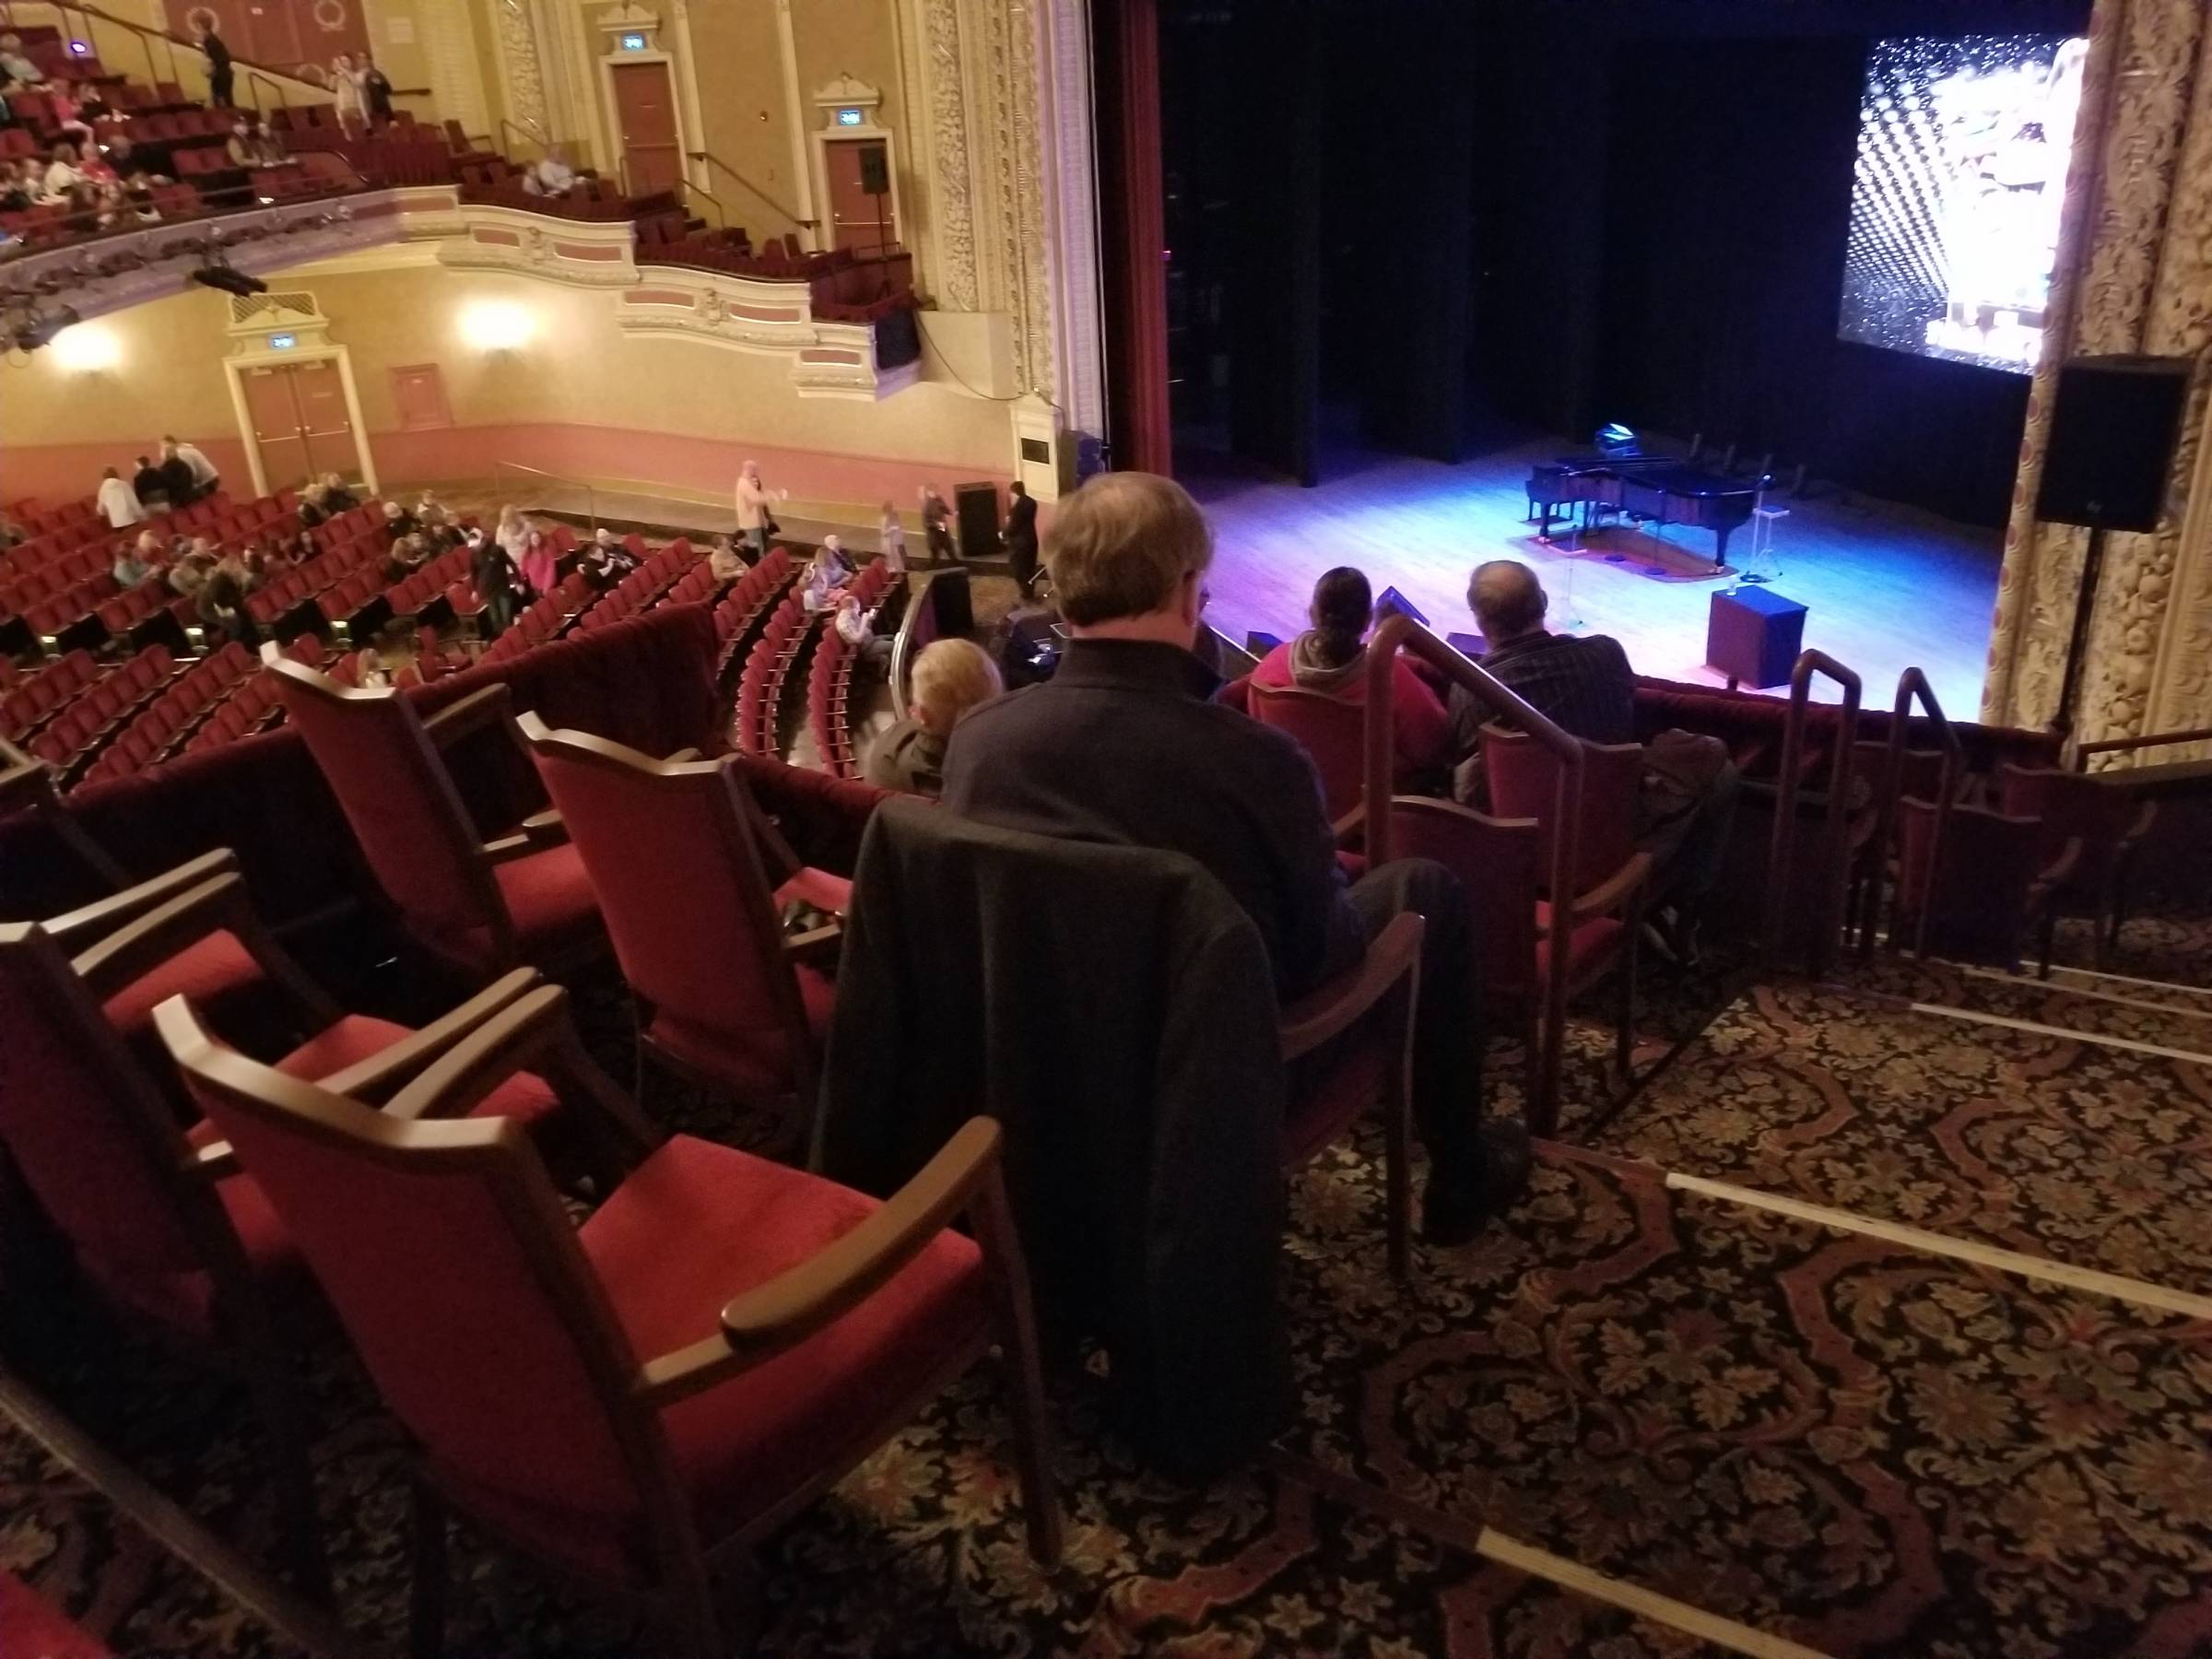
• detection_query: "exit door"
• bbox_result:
[241,359,358,491]
[823,138,897,253]
[609,61,682,193]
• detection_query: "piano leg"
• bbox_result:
[1535,501,1556,540]
[1712,524,1733,569]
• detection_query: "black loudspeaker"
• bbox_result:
[857,142,890,197]
[954,482,1000,560]
[2035,355,2191,532]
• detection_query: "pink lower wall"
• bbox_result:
[4,437,255,510]
[366,421,1013,513]
[4,424,1011,522]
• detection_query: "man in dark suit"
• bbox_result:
[943,471,1529,1244]
[198,19,233,109]
[131,453,169,511]
[1003,480,1040,592]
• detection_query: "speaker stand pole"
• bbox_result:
[2051,523,2107,738]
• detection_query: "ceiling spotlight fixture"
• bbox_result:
[190,263,268,298]
[10,303,84,353]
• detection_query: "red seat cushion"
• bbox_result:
[0,1572,112,1658]
[100,928,263,1038]
[1531,905,1626,987]
[482,842,606,968]
[774,865,852,915]
[589,1138,986,1543]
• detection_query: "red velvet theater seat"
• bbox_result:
[516,715,848,1112]
[158,992,1062,1659]
[264,657,609,983]
[0,1572,113,1659]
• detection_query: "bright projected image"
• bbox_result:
[1840,34,2087,372]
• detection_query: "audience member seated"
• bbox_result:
[96,465,145,529]
[376,498,411,538]
[834,591,893,676]
[579,526,638,589]
[708,533,747,582]
[111,542,154,589]
[167,549,213,597]
[865,637,1002,798]
[295,484,329,528]
[941,471,1529,1242]
[196,571,257,646]
[41,143,87,202]
[520,154,577,197]
[801,538,853,614]
[321,472,359,512]
[1248,564,1450,785]
[1451,560,1739,960]
[0,33,46,87]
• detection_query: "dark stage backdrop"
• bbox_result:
[1148,0,2085,527]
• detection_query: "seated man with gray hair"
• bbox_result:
[942,471,1529,1243]
[1453,559,1739,961]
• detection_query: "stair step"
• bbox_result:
[1830,954,2212,1059]
[1594,980,2212,1290]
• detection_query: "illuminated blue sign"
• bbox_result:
[268,332,297,350]
[836,108,865,126]
[619,30,646,50]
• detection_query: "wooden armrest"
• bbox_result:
[480,831,539,865]
[782,922,842,969]
[43,848,238,946]
[422,681,515,749]
[1330,804,1367,845]
[1562,851,1654,925]
[517,806,568,847]
[664,747,702,764]
[315,967,542,1101]
[2028,836,2084,913]
[187,1138,241,1181]
[381,984,656,1156]
[637,1118,1002,1407]
[69,873,255,1002]
[1279,912,1423,1062]
[2121,799,2158,847]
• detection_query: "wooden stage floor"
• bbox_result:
[1186,438,2001,713]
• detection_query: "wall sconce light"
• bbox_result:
[457,298,536,354]
[48,319,121,374]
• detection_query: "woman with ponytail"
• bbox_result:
[1246,565,1450,782]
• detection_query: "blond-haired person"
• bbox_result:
[865,637,1001,798]
[940,471,1529,1244]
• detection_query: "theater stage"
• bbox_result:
[1186,438,2001,715]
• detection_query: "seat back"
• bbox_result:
[1484,726,1641,897]
[1248,681,1366,823]
[155,998,662,1531]
[1897,796,2045,966]
[517,718,813,1097]
[264,658,506,952]
[1387,796,1541,1008]
[1996,765,2139,886]
[0,924,237,1328]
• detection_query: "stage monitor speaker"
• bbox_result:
[954,482,1000,560]
[857,142,890,197]
[1707,586,1806,691]
[2035,355,2190,532]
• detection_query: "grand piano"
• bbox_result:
[1526,444,1760,570]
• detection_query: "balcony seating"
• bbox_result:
[157,993,1061,1659]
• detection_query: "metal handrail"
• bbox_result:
[2074,725,2212,771]
[680,177,727,231]
[1876,667,1963,959]
[1364,615,1587,1136]
[495,461,597,534]
[56,0,333,102]
[688,148,814,237]
[499,117,571,169]
[1764,650,1863,977]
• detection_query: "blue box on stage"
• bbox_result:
[1706,586,1806,690]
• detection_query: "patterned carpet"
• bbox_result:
[5,918,2207,1653]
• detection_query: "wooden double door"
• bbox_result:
[241,358,359,491]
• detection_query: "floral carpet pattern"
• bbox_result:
[5,914,2209,1655]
